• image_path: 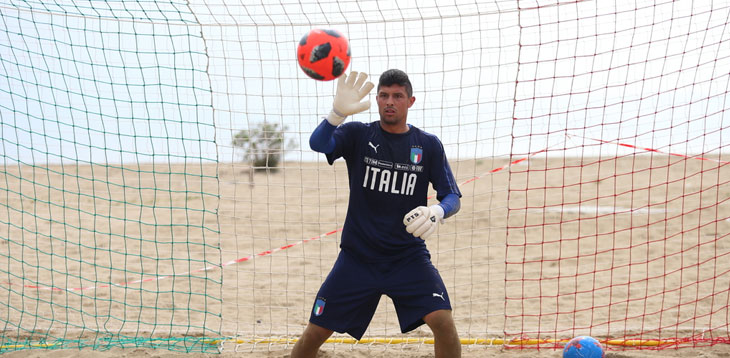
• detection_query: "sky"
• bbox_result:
[1,0,728,165]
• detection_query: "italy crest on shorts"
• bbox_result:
[313,298,326,316]
[410,148,423,164]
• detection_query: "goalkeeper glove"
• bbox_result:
[403,205,445,240]
[327,71,375,126]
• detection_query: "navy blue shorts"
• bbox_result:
[308,249,451,340]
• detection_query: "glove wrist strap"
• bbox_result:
[326,109,346,126]
[331,107,347,118]
[429,204,445,224]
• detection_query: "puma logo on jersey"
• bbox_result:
[433,292,445,301]
[368,141,380,153]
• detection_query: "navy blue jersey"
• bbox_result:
[325,121,461,262]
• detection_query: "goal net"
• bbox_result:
[1,0,729,354]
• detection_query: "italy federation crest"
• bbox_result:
[313,298,326,316]
[410,148,423,164]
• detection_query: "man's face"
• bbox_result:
[376,84,415,126]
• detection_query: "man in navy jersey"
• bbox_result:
[291,69,462,358]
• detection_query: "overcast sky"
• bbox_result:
[1,0,728,164]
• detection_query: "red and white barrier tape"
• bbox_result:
[3,229,340,292]
[572,135,730,165]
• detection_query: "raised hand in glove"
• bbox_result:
[326,71,375,126]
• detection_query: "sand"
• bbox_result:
[2,155,730,357]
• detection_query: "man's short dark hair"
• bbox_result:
[378,69,413,97]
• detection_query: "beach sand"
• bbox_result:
[2,155,730,357]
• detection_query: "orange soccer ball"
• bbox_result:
[297,29,351,81]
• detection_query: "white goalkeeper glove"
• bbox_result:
[326,71,375,126]
[403,205,445,240]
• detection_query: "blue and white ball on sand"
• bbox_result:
[563,336,605,358]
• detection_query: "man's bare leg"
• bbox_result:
[290,322,333,358]
[424,309,461,358]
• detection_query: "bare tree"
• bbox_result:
[232,122,297,172]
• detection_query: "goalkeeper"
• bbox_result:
[292,69,462,358]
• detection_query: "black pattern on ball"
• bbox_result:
[302,66,325,80]
[310,42,332,63]
[299,34,308,46]
[323,29,341,38]
[332,56,345,78]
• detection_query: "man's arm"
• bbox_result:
[438,193,460,219]
[309,119,337,154]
